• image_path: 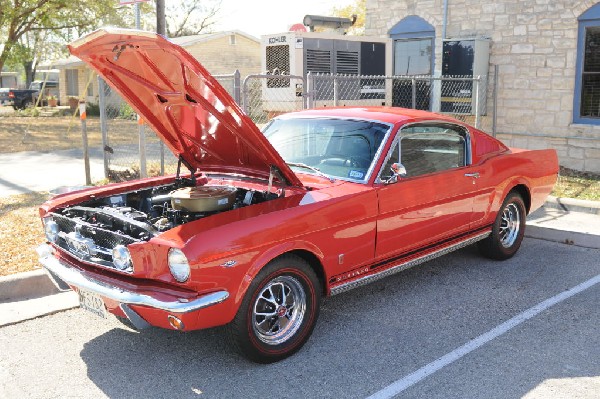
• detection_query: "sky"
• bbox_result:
[212,0,357,38]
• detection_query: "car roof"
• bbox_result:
[278,107,465,126]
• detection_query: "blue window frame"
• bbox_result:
[574,4,600,125]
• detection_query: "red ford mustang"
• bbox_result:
[38,29,558,363]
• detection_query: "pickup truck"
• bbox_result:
[8,80,59,109]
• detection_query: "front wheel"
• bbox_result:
[478,191,526,260]
[227,255,321,363]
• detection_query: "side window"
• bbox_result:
[378,123,467,180]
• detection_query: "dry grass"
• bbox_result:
[0,192,48,276]
[553,167,600,201]
[0,115,139,153]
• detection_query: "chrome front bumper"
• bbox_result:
[37,244,229,315]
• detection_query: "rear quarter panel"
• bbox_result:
[475,148,558,228]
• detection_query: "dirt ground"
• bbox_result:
[0,192,47,276]
[0,115,139,153]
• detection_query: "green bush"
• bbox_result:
[86,102,101,117]
[118,103,136,120]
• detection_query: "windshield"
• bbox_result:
[263,118,390,182]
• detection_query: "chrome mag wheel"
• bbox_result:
[499,203,521,248]
[252,275,307,345]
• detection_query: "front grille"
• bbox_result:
[49,212,140,272]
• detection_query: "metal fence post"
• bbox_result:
[306,72,314,109]
[79,101,91,186]
[138,116,147,178]
[492,65,499,136]
[333,75,339,107]
[242,75,249,114]
[411,78,417,109]
[98,77,109,179]
[160,142,165,175]
[233,69,241,105]
[474,77,481,129]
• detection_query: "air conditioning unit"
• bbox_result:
[261,32,392,112]
[441,38,490,114]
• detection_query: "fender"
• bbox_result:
[499,177,531,210]
[234,240,326,305]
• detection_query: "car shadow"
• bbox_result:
[80,242,600,398]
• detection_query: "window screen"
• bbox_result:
[266,45,290,88]
[66,69,79,97]
[581,26,600,118]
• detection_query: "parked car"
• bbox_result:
[38,29,559,363]
[8,80,59,109]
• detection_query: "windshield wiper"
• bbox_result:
[286,162,335,182]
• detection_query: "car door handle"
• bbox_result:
[464,173,480,178]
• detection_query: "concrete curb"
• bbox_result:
[544,196,600,215]
[0,269,59,302]
[525,224,600,249]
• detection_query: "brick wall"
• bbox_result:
[366,0,600,172]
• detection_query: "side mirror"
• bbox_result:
[384,163,407,184]
[391,163,407,177]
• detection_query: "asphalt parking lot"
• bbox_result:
[1,237,599,398]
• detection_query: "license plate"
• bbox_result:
[78,288,107,319]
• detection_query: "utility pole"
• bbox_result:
[156,0,166,175]
[156,0,166,36]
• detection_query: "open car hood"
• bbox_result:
[69,28,303,188]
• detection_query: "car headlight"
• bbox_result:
[168,248,190,283]
[43,218,59,243]
[112,245,132,271]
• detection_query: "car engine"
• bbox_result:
[43,182,278,272]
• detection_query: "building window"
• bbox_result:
[389,15,435,76]
[389,16,435,110]
[574,4,600,125]
[66,69,79,97]
[87,72,94,96]
[229,34,236,45]
[393,38,432,75]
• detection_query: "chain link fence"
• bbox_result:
[98,73,244,181]
[242,74,306,125]
[307,73,493,132]
[99,68,496,181]
[98,78,177,181]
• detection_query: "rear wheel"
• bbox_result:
[18,99,32,110]
[478,191,526,260]
[227,255,321,363]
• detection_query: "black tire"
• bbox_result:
[18,99,32,110]
[478,191,526,260]
[227,255,321,363]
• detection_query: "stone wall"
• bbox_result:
[366,0,600,172]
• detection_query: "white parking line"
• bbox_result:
[366,273,600,399]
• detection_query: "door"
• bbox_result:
[375,123,479,259]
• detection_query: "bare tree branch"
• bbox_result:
[166,0,222,37]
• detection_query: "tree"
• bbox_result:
[165,0,222,37]
[0,0,127,83]
[331,0,366,35]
